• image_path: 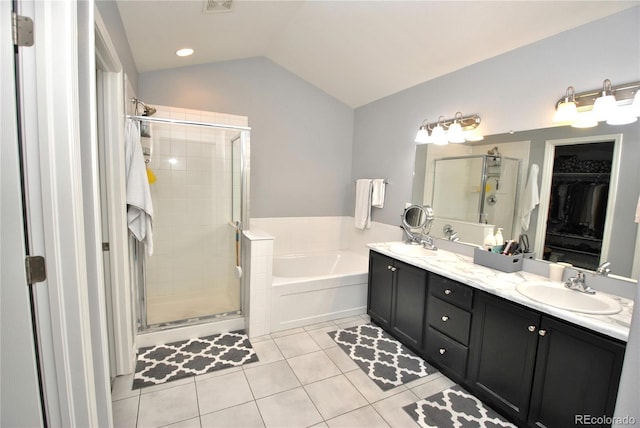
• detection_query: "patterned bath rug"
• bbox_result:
[327,323,436,391]
[133,329,258,389]
[403,385,517,428]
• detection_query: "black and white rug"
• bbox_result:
[133,330,258,389]
[403,385,516,428]
[327,324,436,391]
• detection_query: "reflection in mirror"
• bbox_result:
[412,122,640,281]
[431,152,520,240]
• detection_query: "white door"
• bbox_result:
[2,1,112,426]
[0,2,45,426]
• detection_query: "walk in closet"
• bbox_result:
[543,141,614,271]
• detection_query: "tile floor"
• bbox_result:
[112,315,456,428]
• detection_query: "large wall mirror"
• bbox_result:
[412,122,640,282]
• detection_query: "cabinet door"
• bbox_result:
[367,251,394,328]
[468,292,541,424]
[527,317,625,428]
[391,260,428,350]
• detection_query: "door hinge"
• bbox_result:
[12,13,34,47]
[25,256,46,284]
[102,242,110,251]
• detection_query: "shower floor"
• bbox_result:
[146,289,240,326]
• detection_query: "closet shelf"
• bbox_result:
[545,231,603,242]
[545,245,601,257]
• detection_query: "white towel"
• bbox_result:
[519,163,540,231]
[371,179,386,208]
[355,179,373,229]
[125,119,154,256]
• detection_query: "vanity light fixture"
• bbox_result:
[552,86,578,123]
[414,113,482,145]
[553,79,640,128]
[592,79,618,122]
[447,112,466,143]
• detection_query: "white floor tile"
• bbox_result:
[200,401,265,428]
[243,339,284,368]
[163,417,202,428]
[323,346,360,373]
[304,375,368,420]
[140,376,194,395]
[287,351,341,385]
[308,326,340,349]
[409,373,456,400]
[137,383,199,428]
[111,373,140,401]
[326,405,390,428]
[196,370,254,415]
[371,389,421,428]
[111,395,139,427]
[273,331,321,358]
[243,360,301,399]
[344,369,407,404]
[256,387,323,428]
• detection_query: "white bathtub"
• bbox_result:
[273,251,368,282]
[270,251,369,331]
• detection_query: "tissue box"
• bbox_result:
[473,247,523,273]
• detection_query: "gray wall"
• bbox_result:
[352,7,640,227]
[95,0,138,92]
[138,57,354,218]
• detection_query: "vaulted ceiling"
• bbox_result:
[116,1,638,108]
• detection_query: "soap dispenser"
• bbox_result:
[483,232,496,250]
[494,228,504,246]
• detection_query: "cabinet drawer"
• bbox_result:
[429,273,473,310]
[426,327,468,379]
[428,297,471,345]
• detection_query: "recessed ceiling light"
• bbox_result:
[176,48,194,57]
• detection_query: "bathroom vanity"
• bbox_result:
[367,243,630,428]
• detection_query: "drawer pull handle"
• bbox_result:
[441,315,449,322]
[387,265,397,272]
[528,325,536,333]
[439,348,446,355]
[444,289,452,295]
[538,329,547,337]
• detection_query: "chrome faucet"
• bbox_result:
[596,261,611,276]
[564,271,596,294]
[420,235,438,251]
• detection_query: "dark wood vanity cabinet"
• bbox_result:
[425,273,473,382]
[367,250,625,428]
[469,292,625,428]
[367,251,428,350]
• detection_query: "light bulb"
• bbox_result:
[415,127,430,144]
[431,125,447,145]
[447,122,465,143]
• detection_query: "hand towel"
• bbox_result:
[371,179,386,208]
[355,179,373,229]
[125,119,154,256]
[519,163,539,231]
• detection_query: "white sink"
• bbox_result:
[388,243,439,258]
[516,282,621,315]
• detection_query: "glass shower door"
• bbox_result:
[142,119,244,328]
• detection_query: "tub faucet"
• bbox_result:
[596,261,611,276]
[564,271,596,294]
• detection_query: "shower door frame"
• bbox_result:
[129,115,251,332]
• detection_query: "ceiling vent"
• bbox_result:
[202,0,233,13]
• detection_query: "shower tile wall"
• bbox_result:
[144,106,248,325]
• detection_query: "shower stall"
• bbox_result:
[431,153,521,240]
[130,106,250,331]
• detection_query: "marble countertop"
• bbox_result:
[368,242,632,342]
